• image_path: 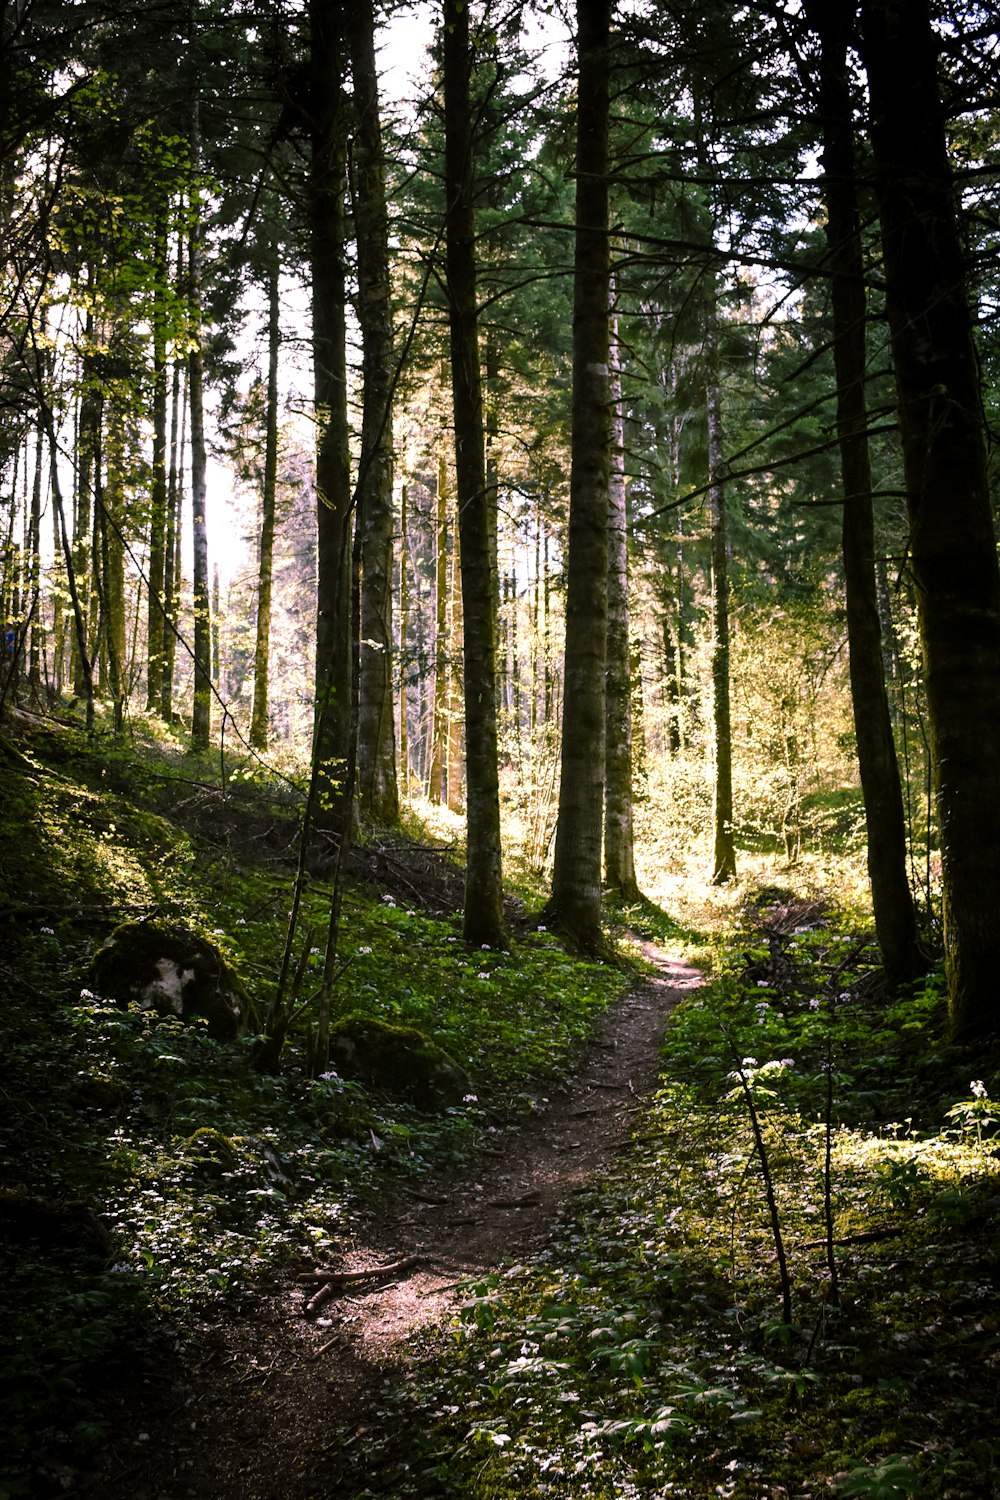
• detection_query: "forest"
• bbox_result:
[1,0,999,1496]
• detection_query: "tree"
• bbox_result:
[860,0,1000,1037]
[804,0,921,988]
[310,0,354,828]
[350,0,399,826]
[442,0,506,948]
[604,303,640,902]
[546,0,612,951]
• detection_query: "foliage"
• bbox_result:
[330,894,1000,1499]
[0,723,629,1496]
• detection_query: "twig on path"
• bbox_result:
[298,1254,423,1287]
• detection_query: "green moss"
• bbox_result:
[89,919,252,1040]
[329,1014,471,1110]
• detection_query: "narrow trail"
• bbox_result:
[82,941,700,1500]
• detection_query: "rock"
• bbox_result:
[328,1015,470,1111]
[89,919,249,1041]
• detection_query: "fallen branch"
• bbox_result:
[305,1281,335,1316]
[298,1254,422,1287]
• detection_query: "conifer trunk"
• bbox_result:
[442,0,505,947]
[861,0,1000,1037]
[146,208,168,714]
[604,309,640,903]
[547,0,612,950]
[705,284,736,884]
[310,0,354,828]
[250,251,280,752]
[807,0,921,988]
[350,0,399,826]
[188,108,211,753]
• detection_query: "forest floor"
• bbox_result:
[78,941,701,1500]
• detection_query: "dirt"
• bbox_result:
[78,941,700,1500]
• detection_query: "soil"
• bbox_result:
[78,940,700,1500]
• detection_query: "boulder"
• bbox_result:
[89,919,249,1041]
[328,1015,470,1110]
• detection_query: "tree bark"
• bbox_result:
[807,0,921,988]
[546,0,612,951]
[188,106,211,753]
[310,0,354,829]
[604,307,640,903]
[442,0,506,948]
[250,249,280,752]
[146,205,168,714]
[861,0,1000,1038]
[350,0,399,826]
[705,281,736,884]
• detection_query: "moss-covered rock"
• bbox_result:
[329,1015,470,1111]
[89,920,250,1041]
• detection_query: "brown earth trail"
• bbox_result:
[81,941,699,1500]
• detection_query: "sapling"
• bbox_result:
[725,1041,794,1326]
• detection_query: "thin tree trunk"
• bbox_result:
[706,288,736,883]
[546,0,612,951]
[250,250,280,752]
[398,481,410,797]
[161,356,184,722]
[442,0,505,947]
[101,400,127,735]
[188,109,212,753]
[27,419,43,692]
[146,206,169,714]
[447,516,464,812]
[604,307,640,903]
[861,0,1000,1038]
[350,0,399,826]
[429,442,449,802]
[807,0,921,988]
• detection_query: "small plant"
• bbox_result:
[836,1453,924,1498]
[945,1080,1000,1149]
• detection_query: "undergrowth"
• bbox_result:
[342,907,1000,1500]
[0,715,627,1498]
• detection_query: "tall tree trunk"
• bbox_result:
[250,250,280,751]
[101,399,127,735]
[442,0,505,947]
[604,308,640,903]
[705,286,736,884]
[546,0,611,951]
[161,356,184,722]
[349,0,399,826]
[72,342,99,699]
[861,0,1000,1038]
[27,418,43,692]
[188,111,212,753]
[398,481,410,796]
[310,0,354,828]
[447,516,464,812]
[146,206,169,714]
[807,0,921,988]
[429,443,449,802]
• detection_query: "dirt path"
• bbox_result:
[82,942,699,1500]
